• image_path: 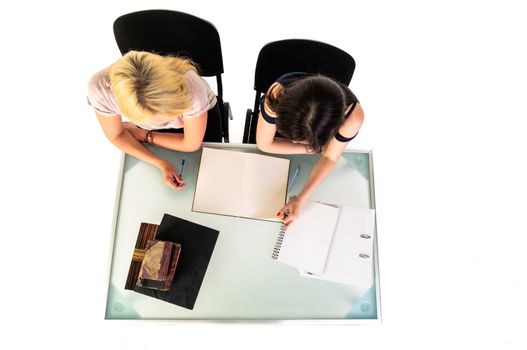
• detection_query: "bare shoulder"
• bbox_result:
[339,103,364,137]
[262,82,282,116]
[266,81,283,97]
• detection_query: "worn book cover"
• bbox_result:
[136,240,181,291]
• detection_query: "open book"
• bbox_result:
[193,147,290,221]
[272,200,376,288]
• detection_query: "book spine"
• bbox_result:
[125,223,159,290]
[158,242,173,280]
[164,243,181,290]
[271,223,286,260]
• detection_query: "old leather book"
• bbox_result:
[136,240,181,291]
[125,216,219,310]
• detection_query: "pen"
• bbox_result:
[287,165,300,192]
[179,157,186,178]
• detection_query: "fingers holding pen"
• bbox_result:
[160,159,186,190]
[277,195,306,229]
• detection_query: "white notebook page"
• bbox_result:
[193,148,246,217]
[241,153,289,220]
[276,201,340,275]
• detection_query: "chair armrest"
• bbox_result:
[224,102,233,120]
[243,109,253,143]
[221,101,232,143]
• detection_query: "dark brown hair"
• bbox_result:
[266,75,357,153]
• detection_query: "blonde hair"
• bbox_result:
[109,51,198,123]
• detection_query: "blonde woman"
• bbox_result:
[87,51,217,190]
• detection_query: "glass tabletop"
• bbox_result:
[105,144,380,321]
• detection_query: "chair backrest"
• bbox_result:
[254,39,355,94]
[114,9,223,78]
[243,39,355,143]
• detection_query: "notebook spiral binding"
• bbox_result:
[272,196,295,260]
[272,223,286,259]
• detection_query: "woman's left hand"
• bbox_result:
[123,122,147,142]
[276,195,307,229]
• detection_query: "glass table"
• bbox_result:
[105,144,380,322]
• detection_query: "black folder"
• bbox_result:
[133,214,219,310]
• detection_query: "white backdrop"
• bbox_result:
[1,0,526,349]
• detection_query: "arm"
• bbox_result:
[149,112,207,152]
[256,111,314,154]
[278,103,365,227]
[126,112,207,153]
[96,113,184,190]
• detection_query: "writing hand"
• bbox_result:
[159,160,186,190]
[276,195,306,229]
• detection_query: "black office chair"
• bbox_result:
[243,39,356,144]
[113,9,232,142]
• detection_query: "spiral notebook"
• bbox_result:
[272,201,376,287]
[193,147,290,221]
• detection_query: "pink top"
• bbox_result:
[87,67,216,130]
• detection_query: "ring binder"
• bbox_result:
[272,223,287,259]
[271,201,376,287]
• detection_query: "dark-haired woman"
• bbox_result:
[256,72,364,227]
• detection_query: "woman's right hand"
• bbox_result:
[158,160,185,190]
[276,195,307,229]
